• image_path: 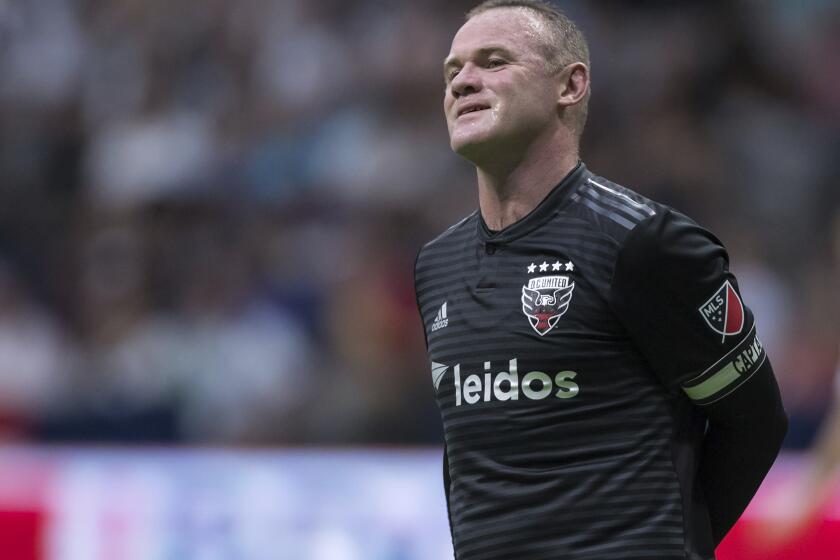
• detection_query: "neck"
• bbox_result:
[475,136,579,231]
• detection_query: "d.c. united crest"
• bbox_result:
[521,273,575,336]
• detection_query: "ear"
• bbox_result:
[557,62,589,108]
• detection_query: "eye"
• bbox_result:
[487,58,506,68]
[446,69,460,83]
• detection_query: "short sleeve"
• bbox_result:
[610,209,767,406]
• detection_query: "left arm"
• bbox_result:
[610,207,788,545]
[698,358,787,544]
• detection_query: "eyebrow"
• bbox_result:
[443,45,516,75]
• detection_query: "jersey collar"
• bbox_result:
[478,161,588,243]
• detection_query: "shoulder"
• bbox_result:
[418,210,478,258]
[568,170,721,259]
[561,172,660,248]
[608,196,732,318]
[618,206,727,280]
[415,211,478,269]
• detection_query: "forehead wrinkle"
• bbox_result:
[459,8,552,67]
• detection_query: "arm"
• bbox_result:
[610,208,787,545]
[443,444,457,549]
[443,443,452,506]
[699,358,787,544]
[417,250,457,549]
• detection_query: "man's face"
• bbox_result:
[443,8,560,161]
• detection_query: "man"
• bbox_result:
[413,1,787,559]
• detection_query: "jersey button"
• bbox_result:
[485,243,497,255]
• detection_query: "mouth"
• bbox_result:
[456,104,490,118]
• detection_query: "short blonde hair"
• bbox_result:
[466,0,590,135]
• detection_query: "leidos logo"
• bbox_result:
[439,358,579,406]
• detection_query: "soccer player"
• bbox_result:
[413,1,788,559]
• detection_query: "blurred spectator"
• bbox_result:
[0,260,67,438]
[0,0,836,445]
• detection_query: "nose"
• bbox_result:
[450,63,481,98]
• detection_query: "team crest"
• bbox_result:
[521,273,575,336]
[698,280,744,342]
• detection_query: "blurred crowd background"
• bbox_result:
[0,0,837,447]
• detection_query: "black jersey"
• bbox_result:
[414,163,768,560]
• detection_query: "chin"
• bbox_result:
[451,130,493,157]
[452,131,507,164]
[451,140,483,162]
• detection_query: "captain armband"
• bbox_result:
[681,324,767,406]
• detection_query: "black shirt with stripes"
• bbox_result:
[414,162,767,560]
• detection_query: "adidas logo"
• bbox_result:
[431,301,448,332]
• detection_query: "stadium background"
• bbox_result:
[0,0,838,558]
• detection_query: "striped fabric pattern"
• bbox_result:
[414,164,715,560]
